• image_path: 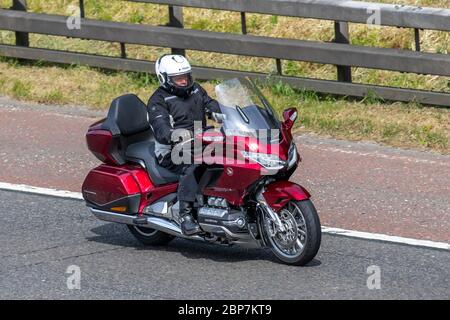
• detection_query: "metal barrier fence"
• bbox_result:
[0,0,449,106]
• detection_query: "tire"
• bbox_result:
[263,199,321,266]
[127,225,175,246]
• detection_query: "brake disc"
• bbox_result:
[274,210,299,249]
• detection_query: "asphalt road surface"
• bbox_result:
[0,189,448,299]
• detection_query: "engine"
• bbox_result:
[144,196,250,242]
[197,197,248,240]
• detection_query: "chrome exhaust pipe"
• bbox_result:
[88,208,203,240]
[90,207,137,225]
[146,216,187,238]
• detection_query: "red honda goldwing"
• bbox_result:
[82,78,321,266]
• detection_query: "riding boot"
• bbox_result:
[179,201,201,236]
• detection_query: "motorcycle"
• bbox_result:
[82,78,321,266]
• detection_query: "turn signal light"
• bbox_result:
[111,206,127,212]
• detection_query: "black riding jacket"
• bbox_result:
[147,83,220,146]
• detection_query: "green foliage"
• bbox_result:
[191,19,209,30]
[381,124,401,139]
[298,90,320,103]
[271,81,296,96]
[11,80,30,98]
[249,15,261,31]
[362,90,385,105]
[86,1,113,21]
[127,72,159,88]
[283,61,304,77]
[129,10,145,24]
[270,15,278,25]
[412,125,448,148]
[41,89,65,104]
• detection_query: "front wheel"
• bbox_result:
[262,200,321,266]
[127,225,175,246]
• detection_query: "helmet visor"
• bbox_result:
[168,72,193,88]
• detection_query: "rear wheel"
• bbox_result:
[262,200,321,266]
[127,225,175,246]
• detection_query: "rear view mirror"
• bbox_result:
[282,108,298,130]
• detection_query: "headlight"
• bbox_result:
[287,143,298,169]
[241,151,286,169]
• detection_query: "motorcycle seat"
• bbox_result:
[125,141,180,186]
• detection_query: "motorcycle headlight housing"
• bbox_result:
[241,151,286,169]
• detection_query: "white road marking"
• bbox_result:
[0,181,448,251]
[321,227,450,251]
[0,182,83,200]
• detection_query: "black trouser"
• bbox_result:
[159,154,200,203]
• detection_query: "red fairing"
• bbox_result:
[263,181,311,212]
[202,162,262,206]
[82,164,178,214]
[86,129,119,165]
[138,182,178,214]
[201,134,295,206]
[82,165,142,206]
[201,136,268,206]
[126,168,178,214]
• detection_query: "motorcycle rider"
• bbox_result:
[147,54,222,236]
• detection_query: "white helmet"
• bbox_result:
[155,54,194,96]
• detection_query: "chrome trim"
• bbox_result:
[287,143,298,169]
[90,207,136,225]
[199,223,252,241]
[134,159,146,169]
[145,216,202,240]
[198,207,228,219]
[88,208,203,241]
[144,201,170,217]
[222,217,246,229]
[231,240,262,248]
[256,190,286,232]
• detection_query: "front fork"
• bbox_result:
[255,181,311,240]
[256,191,286,233]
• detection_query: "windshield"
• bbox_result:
[214,78,281,141]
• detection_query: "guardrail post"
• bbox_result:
[11,0,29,47]
[334,21,352,82]
[79,0,85,18]
[414,28,421,52]
[168,6,185,56]
[120,43,127,59]
[241,12,247,35]
[276,59,282,75]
